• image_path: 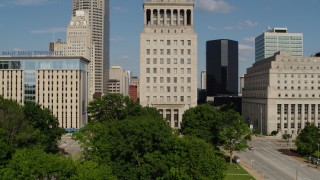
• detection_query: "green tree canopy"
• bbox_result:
[0,97,64,166]
[180,104,223,145]
[87,94,153,122]
[295,123,320,155]
[220,109,251,164]
[76,111,226,179]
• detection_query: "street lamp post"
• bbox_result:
[260,106,262,135]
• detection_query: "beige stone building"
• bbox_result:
[242,52,320,136]
[51,0,110,98]
[0,56,89,130]
[140,0,197,128]
[108,66,130,96]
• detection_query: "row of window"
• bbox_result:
[277,104,320,115]
[146,77,192,83]
[278,93,320,98]
[146,58,192,65]
[146,96,191,103]
[146,39,192,46]
[146,48,192,56]
[146,86,192,93]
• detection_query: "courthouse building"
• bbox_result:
[140,0,198,128]
[242,52,320,136]
[0,56,89,129]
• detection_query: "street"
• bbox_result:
[238,139,320,180]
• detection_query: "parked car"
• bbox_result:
[233,156,240,164]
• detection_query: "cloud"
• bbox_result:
[13,48,23,51]
[118,55,130,61]
[30,27,66,34]
[10,0,48,6]
[239,44,254,61]
[242,37,255,43]
[112,7,127,13]
[197,0,234,13]
[208,20,258,31]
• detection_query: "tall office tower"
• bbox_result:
[72,0,110,95]
[50,10,95,100]
[131,76,140,100]
[201,70,206,90]
[255,27,303,62]
[108,66,130,96]
[242,52,320,136]
[140,0,198,128]
[0,56,89,129]
[206,39,238,97]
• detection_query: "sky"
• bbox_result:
[0,0,320,82]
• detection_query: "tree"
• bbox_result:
[76,112,226,179]
[87,94,147,122]
[72,161,116,180]
[220,109,251,164]
[22,102,64,152]
[295,123,320,155]
[180,104,223,145]
[0,148,75,180]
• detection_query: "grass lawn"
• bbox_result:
[224,163,255,180]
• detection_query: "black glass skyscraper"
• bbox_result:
[206,39,238,96]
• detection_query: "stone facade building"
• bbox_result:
[243,52,320,136]
[140,0,197,128]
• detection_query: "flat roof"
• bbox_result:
[0,56,90,64]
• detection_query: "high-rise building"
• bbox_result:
[129,84,138,102]
[51,0,110,98]
[108,66,130,96]
[140,0,197,128]
[206,39,238,97]
[242,52,320,136]
[201,70,206,90]
[0,56,89,129]
[255,27,303,62]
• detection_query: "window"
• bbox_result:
[167,58,171,64]
[180,96,184,102]
[167,96,170,102]
[181,40,184,46]
[174,96,177,102]
[160,77,164,83]
[167,77,171,83]
[167,86,171,92]
[153,77,157,83]
[146,49,150,55]
[146,68,150,73]
[180,58,184,64]
[160,49,164,55]
[187,58,191,64]
[187,96,191,102]
[173,68,177,74]
[187,68,191,74]
[187,77,191,83]
[181,68,184,74]
[153,49,157,55]
[153,58,157,64]
[160,96,164,102]
[153,96,157,102]
[146,40,150,45]
[181,86,184,92]
[153,86,157,92]
[187,40,191,46]
[153,40,157,45]
[167,40,171,46]
[174,58,177,64]
[160,68,164,74]
[174,77,177,83]
[146,86,150,92]
[160,40,164,45]
[187,86,191,92]
[174,40,177,46]
[153,68,157,73]
[180,49,184,55]
[174,49,177,55]
[160,58,164,64]
[187,49,191,55]
[167,68,171,74]
[180,77,184,83]
[167,49,171,55]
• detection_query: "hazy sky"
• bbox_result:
[0,0,319,80]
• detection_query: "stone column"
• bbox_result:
[308,104,312,124]
[151,9,154,26]
[191,9,194,26]
[171,9,173,26]
[294,104,298,134]
[316,104,319,129]
[288,104,291,133]
[164,9,167,26]
[301,104,305,129]
[177,9,180,26]
[184,9,187,26]
[157,9,160,26]
[280,104,284,133]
